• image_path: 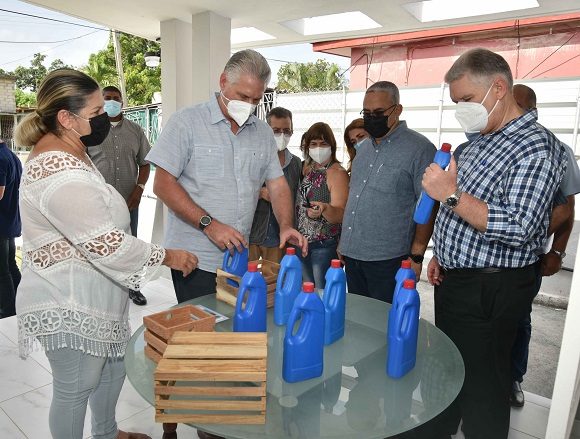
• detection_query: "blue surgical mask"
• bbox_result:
[354,140,365,150]
[103,100,122,118]
[465,131,480,143]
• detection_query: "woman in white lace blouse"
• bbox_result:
[14,69,198,439]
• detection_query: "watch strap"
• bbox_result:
[137,183,145,190]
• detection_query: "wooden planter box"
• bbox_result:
[216,259,280,308]
[143,305,216,363]
[154,331,268,425]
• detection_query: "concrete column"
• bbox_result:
[159,19,194,121]
[191,11,231,104]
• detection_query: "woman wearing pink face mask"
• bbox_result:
[295,122,349,290]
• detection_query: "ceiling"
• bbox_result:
[24,0,580,52]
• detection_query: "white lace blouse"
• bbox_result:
[16,151,165,358]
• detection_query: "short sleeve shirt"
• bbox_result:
[146,93,283,272]
[0,142,22,238]
[88,117,151,200]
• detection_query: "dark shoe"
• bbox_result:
[510,381,525,407]
[129,290,147,306]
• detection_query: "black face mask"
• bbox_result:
[363,105,397,139]
[75,112,111,147]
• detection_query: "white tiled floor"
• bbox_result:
[0,277,551,439]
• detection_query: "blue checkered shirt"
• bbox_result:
[434,111,567,269]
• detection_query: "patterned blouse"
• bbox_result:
[296,161,342,243]
[17,151,165,359]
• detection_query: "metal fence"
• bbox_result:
[124,103,162,145]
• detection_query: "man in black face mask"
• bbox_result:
[338,81,436,303]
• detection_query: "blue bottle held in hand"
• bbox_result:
[233,262,267,332]
[274,247,302,326]
[222,246,249,287]
[388,259,416,336]
[387,279,420,379]
[413,143,452,224]
[322,259,346,345]
[283,282,325,383]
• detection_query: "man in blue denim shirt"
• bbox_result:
[339,81,436,303]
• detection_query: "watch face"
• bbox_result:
[200,215,211,226]
[445,195,458,208]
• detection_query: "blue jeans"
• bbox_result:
[344,255,407,304]
[511,260,541,382]
[296,238,338,290]
[45,347,126,439]
[0,237,20,318]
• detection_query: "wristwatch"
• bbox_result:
[549,249,566,259]
[136,183,145,190]
[408,254,424,264]
[443,188,462,209]
[199,214,213,231]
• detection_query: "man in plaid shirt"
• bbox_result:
[421,48,567,439]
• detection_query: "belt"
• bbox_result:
[443,266,504,274]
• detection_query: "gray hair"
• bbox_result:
[366,81,400,105]
[445,48,513,88]
[224,49,271,85]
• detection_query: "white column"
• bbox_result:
[159,19,194,120]
[191,11,231,104]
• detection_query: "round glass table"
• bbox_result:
[125,293,464,439]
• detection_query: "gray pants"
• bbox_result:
[46,347,125,439]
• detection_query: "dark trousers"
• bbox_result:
[511,261,541,383]
[129,207,139,238]
[343,255,406,303]
[425,265,536,439]
[296,238,338,290]
[0,237,20,318]
[171,268,217,304]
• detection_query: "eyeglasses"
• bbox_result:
[272,128,293,136]
[360,104,397,118]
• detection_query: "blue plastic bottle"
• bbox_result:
[222,246,249,287]
[322,259,346,346]
[274,247,302,326]
[233,262,267,332]
[283,282,325,383]
[388,259,416,336]
[387,279,420,379]
[413,143,452,224]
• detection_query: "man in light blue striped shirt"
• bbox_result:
[147,50,306,304]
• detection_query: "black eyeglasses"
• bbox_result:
[360,104,397,118]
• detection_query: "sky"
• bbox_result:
[0,0,351,86]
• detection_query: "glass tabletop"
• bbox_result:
[125,293,464,439]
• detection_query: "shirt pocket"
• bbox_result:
[368,165,401,194]
[194,145,224,179]
[246,149,265,183]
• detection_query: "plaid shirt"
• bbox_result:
[434,111,567,269]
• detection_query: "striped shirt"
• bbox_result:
[434,110,567,269]
[146,93,283,273]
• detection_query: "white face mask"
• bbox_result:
[274,133,291,151]
[309,147,332,164]
[454,83,499,133]
[220,91,257,127]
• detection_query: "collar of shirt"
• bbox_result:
[0,142,7,149]
[282,148,294,169]
[371,120,408,148]
[493,108,538,140]
[209,92,257,128]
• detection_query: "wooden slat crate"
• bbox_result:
[143,305,216,363]
[216,259,280,308]
[154,332,268,425]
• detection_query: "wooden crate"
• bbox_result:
[216,259,280,308]
[143,305,216,363]
[154,331,268,425]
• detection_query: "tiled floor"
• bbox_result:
[0,277,551,439]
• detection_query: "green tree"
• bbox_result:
[82,32,160,106]
[15,88,37,107]
[276,59,345,92]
